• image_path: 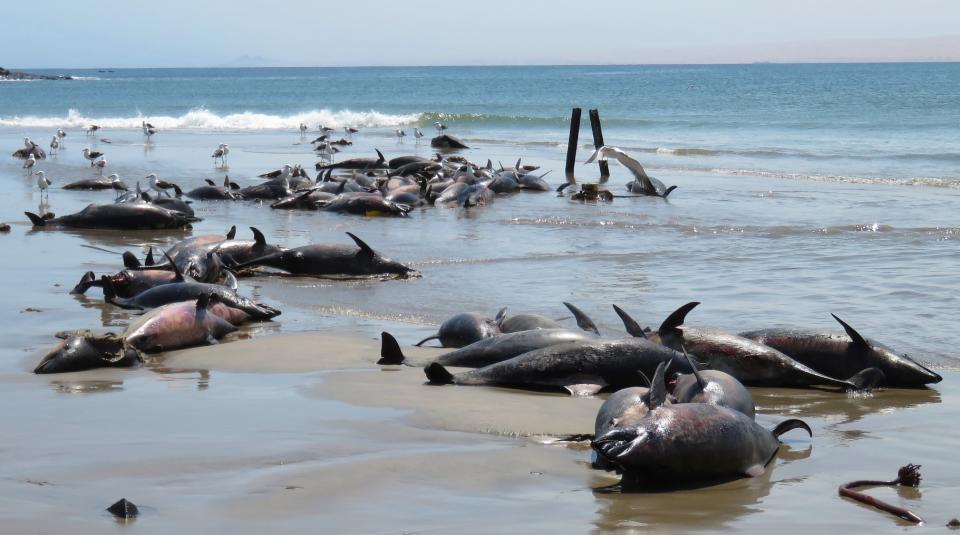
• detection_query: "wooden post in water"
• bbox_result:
[565,108,581,180]
[588,109,610,179]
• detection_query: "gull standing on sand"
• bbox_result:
[49,135,60,154]
[211,143,229,166]
[24,137,36,150]
[395,128,406,142]
[82,148,104,166]
[299,123,308,137]
[345,127,359,139]
[56,128,67,143]
[413,128,423,143]
[319,125,335,136]
[35,171,51,198]
[93,158,107,175]
[23,154,36,174]
[434,121,448,135]
[86,124,101,135]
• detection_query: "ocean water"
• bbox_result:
[0,64,958,532]
[3,64,960,185]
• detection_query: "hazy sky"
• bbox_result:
[7,0,960,68]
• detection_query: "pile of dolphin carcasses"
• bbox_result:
[382,300,941,487]
[34,226,419,374]
[197,151,551,214]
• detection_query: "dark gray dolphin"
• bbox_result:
[315,149,389,170]
[25,203,200,230]
[430,135,469,149]
[233,232,417,278]
[592,399,811,485]
[671,349,756,419]
[424,337,695,396]
[379,328,593,367]
[415,309,506,348]
[654,302,883,390]
[34,333,142,374]
[740,315,942,388]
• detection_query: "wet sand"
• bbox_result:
[2,333,957,533]
[1,122,958,532]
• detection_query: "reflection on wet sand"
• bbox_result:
[591,444,812,531]
[49,378,123,394]
[753,386,941,426]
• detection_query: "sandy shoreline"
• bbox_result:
[1,332,956,533]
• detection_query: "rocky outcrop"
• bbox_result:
[0,67,73,81]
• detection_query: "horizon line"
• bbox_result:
[17,59,960,71]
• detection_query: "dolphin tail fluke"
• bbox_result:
[612,304,646,338]
[377,332,406,365]
[122,251,142,269]
[662,185,678,198]
[70,271,99,295]
[846,367,885,392]
[424,362,454,384]
[25,211,45,226]
[414,334,438,347]
[772,418,812,439]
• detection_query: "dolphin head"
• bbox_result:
[869,342,942,386]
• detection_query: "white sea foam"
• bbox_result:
[0,108,421,131]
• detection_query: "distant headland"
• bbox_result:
[0,67,72,80]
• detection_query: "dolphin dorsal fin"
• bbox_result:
[659,302,700,336]
[612,304,646,338]
[163,250,184,282]
[205,178,216,186]
[645,360,670,410]
[250,226,265,246]
[336,179,347,194]
[346,232,374,257]
[377,332,406,365]
[831,314,870,349]
[144,247,155,266]
[563,302,600,335]
[375,149,385,162]
[681,345,706,389]
[196,293,211,310]
[225,225,236,240]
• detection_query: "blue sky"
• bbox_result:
[7,0,960,68]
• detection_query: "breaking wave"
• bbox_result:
[0,108,421,131]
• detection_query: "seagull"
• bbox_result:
[23,154,36,174]
[309,135,327,144]
[142,121,157,141]
[315,143,338,163]
[146,173,179,197]
[93,158,107,175]
[211,143,229,166]
[56,128,67,142]
[35,171,51,198]
[413,128,423,143]
[24,137,36,149]
[108,173,128,200]
[344,127,359,138]
[49,136,60,154]
[434,121,448,135]
[299,122,308,137]
[585,146,677,198]
[82,148,104,166]
[395,128,406,142]
[86,124,101,135]
[319,125,335,135]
